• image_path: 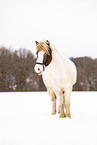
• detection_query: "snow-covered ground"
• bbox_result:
[0,92,97,145]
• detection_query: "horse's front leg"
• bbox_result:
[58,94,65,118]
[47,89,56,115]
[58,94,65,114]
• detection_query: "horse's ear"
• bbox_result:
[35,41,39,45]
[46,40,50,46]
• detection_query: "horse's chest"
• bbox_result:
[42,70,53,88]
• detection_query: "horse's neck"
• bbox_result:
[52,48,67,63]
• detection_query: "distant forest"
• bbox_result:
[0,47,97,91]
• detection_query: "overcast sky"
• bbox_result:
[0,0,97,58]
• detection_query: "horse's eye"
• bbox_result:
[36,51,38,58]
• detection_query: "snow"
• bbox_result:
[0,92,97,145]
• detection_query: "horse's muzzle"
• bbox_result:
[34,64,43,75]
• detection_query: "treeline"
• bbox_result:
[71,57,97,91]
[0,47,97,91]
[0,47,45,91]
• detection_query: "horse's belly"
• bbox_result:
[42,72,69,91]
[52,77,71,89]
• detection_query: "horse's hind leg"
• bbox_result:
[65,88,72,118]
[47,89,56,115]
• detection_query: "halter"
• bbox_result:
[36,47,52,72]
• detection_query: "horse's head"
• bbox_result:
[34,40,52,75]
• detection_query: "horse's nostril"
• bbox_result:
[38,68,40,71]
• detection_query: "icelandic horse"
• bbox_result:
[34,40,77,118]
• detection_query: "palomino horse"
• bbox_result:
[34,40,77,118]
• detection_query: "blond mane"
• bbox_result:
[36,41,50,55]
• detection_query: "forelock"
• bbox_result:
[36,42,49,55]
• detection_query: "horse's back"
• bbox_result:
[68,59,77,85]
[59,52,77,85]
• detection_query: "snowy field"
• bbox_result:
[0,91,97,145]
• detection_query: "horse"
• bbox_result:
[34,40,77,118]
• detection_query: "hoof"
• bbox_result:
[51,112,56,115]
[66,113,71,119]
[59,113,66,118]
